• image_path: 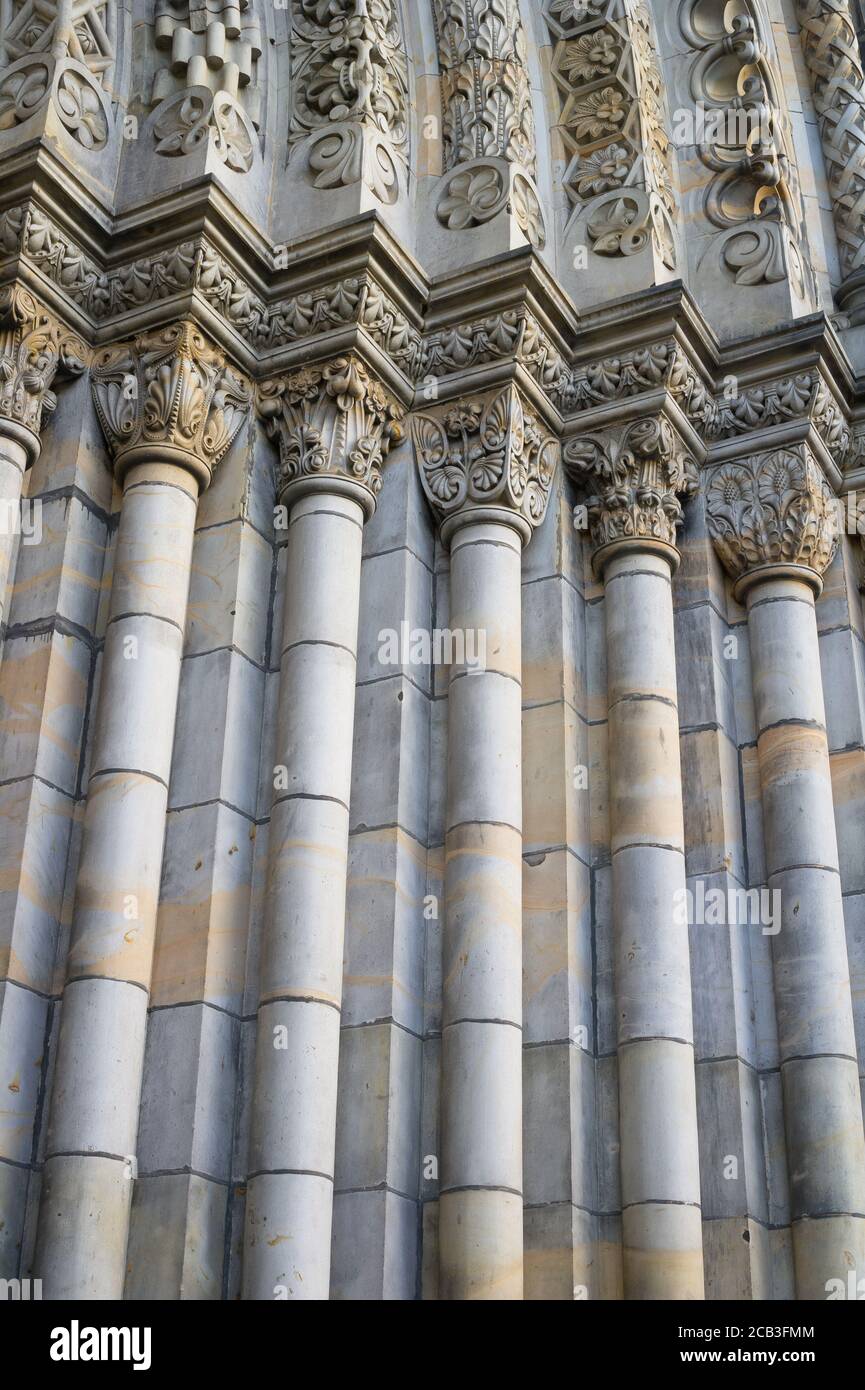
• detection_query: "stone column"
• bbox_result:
[243,356,403,1301]
[565,416,705,1300]
[796,1,865,323]
[0,286,86,634]
[413,386,557,1300]
[707,444,865,1300]
[34,323,250,1298]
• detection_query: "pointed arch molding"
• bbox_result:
[679,0,811,292]
[287,0,410,205]
[543,0,681,269]
[147,0,264,175]
[796,0,865,323]
[431,0,546,246]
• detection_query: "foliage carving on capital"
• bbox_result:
[0,285,88,446]
[706,446,840,583]
[90,322,251,487]
[257,355,405,507]
[564,414,698,553]
[412,386,559,535]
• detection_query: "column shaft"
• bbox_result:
[439,518,524,1301]
[746,575,865,1298]
[604,549,704,1300]
[243,491,364,1301]
[35,461,199,1298]
[0,432,30,636]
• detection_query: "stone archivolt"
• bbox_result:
[564,413,699,555]
[432,0,545,245]
[288,0,409,204]
[544,0,680,268]
[90,320,251,487]
[796,1,865,320]
[0,285,88,444]
[0,0,115,149]
[706,444,841,586]
[412,383,558,535]
[150,0,263,173]
[680,0,810,292]
[258,354,405,507]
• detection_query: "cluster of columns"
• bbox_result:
[3,294,865,1303]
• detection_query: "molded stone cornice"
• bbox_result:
[564,412,699,572]
[257,354,405,516]
[563,283,719,444]
[706,443,840,597]
[412,383,559,545]
[90,321,252,489]
[708,313,856,484]
[0,283,87,458]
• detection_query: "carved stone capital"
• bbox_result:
[564,414,699,573]
[0,285,88,462]
[412,384,559,545]
[257,355,405,516]
[706,444,840,598]
[91,322,251,489]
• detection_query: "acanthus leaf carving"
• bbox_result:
[91,321,251,488]
[0,284,88,444]
[258,354,405,507]
[706,445,840,583]
[412,384,558,534]
[564,413,698,554]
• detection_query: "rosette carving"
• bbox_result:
[257,355,404,511]
[90,322,251,488]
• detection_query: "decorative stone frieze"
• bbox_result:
[0,0,114,149]
[711,370,851,460]
[564,413,699,562]
[258,354,404,510]
[288,0,409,203]
[544,0,680,268]
[412,384,558,539]
[796,1,865,322]
[706,444,840,592]
[150,0,263,172]
[0,284,88,449]
[91,320,251,487]
[432,0,544,244]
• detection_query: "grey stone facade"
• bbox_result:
[1,0,865,1301]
